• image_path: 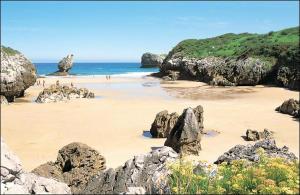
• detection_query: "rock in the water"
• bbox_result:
[164,108,202,155]
[48,54,74,76]
[81,146,178,194]
[35,84,95,103]
[1,46,37,102]
[32,142,106,194]
[275,98,299,117]
[215,139,297,164]
[1,95,8,105]
[150,111,179,138]
[141,53,165,68]
[245,129,273,141]
[1,137,71,194]
[150,105,204,138]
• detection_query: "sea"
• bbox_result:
[34,62,159,78]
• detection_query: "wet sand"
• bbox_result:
[1,76,299,171]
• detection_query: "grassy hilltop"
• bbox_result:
[1,46,20,56]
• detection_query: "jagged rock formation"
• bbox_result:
[48,54,74,76]
[1,95,8,105]
[277,66,300,91]
[141,53,166,68]
[32,142,106,194]
[35,84,95,103]
[151,105,204,139]
[1,137,71,194]
[275,98,299,117]
[245,129,273,141]
[81,146,178,194]
[164,108,202,155]
[215,139,297,164]
[0,46,37,102]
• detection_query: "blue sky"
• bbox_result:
[1,1,299,62]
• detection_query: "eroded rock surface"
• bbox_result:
[1,95,8,105]
[48,54,74,76]
[275,98,299,117]
[245,129,273,141]
[35,84,95,103]
[1,137,71,194]
[32,142,106,194]
[215,139,297,164]
[1,46,37,102]
[141,53,165,68]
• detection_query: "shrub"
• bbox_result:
[168,149,299,194]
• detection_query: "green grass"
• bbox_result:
[1,45,20,56]
[168,149,299,194]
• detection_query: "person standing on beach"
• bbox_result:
[56,80,60,86]
[43,80,45,87]
[71,82,74,87]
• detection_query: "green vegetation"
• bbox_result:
[1,45,20,56]
[169,149,299,194]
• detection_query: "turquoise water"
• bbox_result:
[34,62,159,76]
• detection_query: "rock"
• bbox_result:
[214,139,297,164]
[162,70,180,81]
[35,84,95,103]
[141,53,165,68]
[275,98,299,117]
[1,137,71,194]
[245,129,273,141]
[32,142,106,194]
[1,95,8,105]
[0,46,37,102]
[277,66,300,91]
[150,111,179,138]
[150,105,204,138]
[81,146,178,194]
[48,54,74,76]
[164,108,202,155]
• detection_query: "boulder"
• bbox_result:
[32,142,106,194]
[277,66,300,91]
[1,95,8,105]
[245,129,273,141]
[0,46,37,102]
[150,105,204,138]
[275,98,299,117]
[48,54,74,76]
[164,108,202,155]
[150,111,179,138]
[141,53,165,68]
[35,84,95,103]
[81,146,178,194]
[214,139,297,164]
[1,137,71,194]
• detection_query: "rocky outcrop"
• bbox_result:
[245,129,273,141]
[141,53,165,68]
[164,108,202,155]
[32,142,106,194]
[150,105,204,138]
[159,56,270,86]
[35,84,95,103]
[1,137,71,194]
[48,54,74,76]
[275,98,299,117]
[81,146,178,194]
[0,46,37,102]
[215,139,297,164]
[1,95,8,105]
[150,111,179,138]
[277,66,300,91]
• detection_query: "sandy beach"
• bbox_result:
[1,76,299,171]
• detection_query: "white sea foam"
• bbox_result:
[39,72,155,79]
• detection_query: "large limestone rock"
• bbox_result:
[141,53,165,68]
[35,84,95,103]
[245,129,273,141]
[48,54,74,76]
[150,105,204,138]
[150,111,179,138]
[215,139,297,164]
[277,66,300,91]
[275,98,299,117]
[0,46,37,102]
[1,137,71,194]
[164,108,202,155]
[81,146,178,194]
[32,142,106,194]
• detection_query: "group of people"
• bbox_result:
[36,80,45,87]
[105,75,111,80]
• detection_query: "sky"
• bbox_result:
[1,1,299,62]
